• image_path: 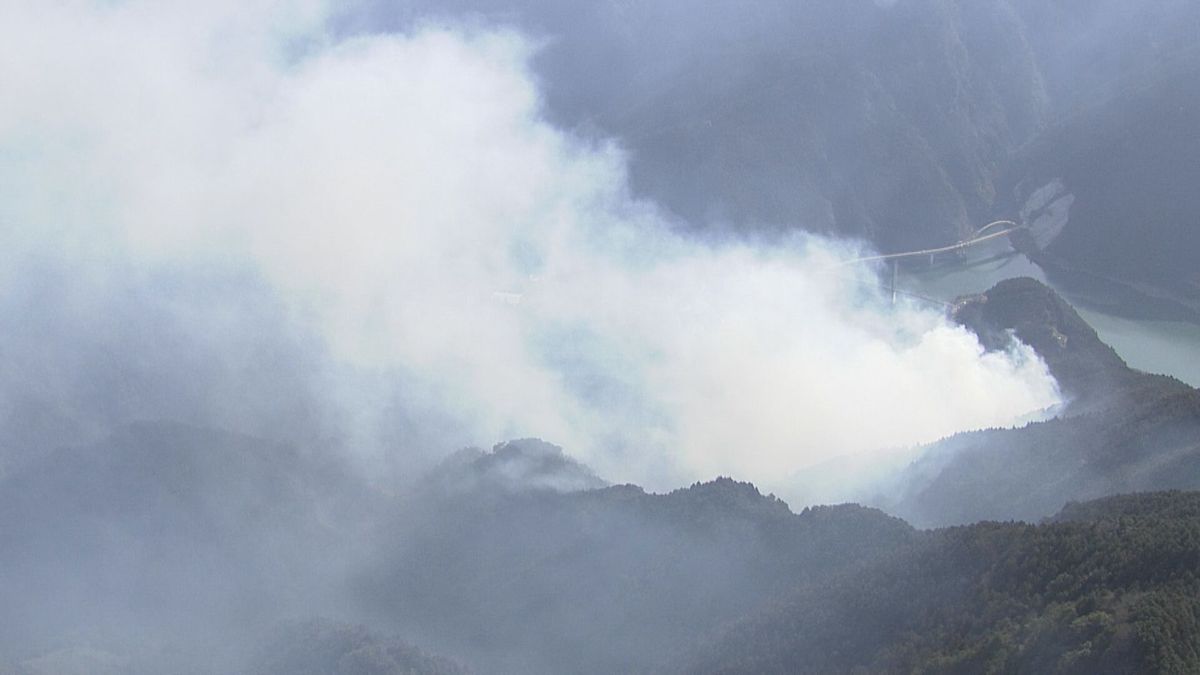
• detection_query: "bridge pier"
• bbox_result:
[891,259,898,305]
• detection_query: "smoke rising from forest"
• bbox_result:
[0,0,1060,490]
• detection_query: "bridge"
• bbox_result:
[838,220,1029,306]
[839,220,1027,267]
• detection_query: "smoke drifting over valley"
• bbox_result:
[0,1,1061,492]
[9,2,1200,673]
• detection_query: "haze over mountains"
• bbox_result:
[865,278,1200,527]
[2,0,1199,673]
[357,0,1200,296]
[1,0,1070,490]
[4,281,1199,672]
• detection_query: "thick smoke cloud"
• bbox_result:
[0,0,1059,491]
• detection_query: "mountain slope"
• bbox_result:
[361,0,1048,249]
[364,475,914,675]
[0,422,378,670]
[876,278,1200,527]
[681,491,1200,674]
[252,620,470,675]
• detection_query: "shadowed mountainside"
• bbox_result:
[3,389,1199,673]
[0,425,915,675]
[873,278,1200,527]
[953,276,1138,409]
[356,0,1200,294]
[680,490,1200,674]
[365,472,914,675]
[0,422,381,672]
[356,0,1049,249]
[426,438,608,495]
[251,620,470,675]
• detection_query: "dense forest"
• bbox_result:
[683,491,1200,674]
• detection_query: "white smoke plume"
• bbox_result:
[0,1,1059,491]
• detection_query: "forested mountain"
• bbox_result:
[425,438,608,495]
[999,59,1200,296]
[0,424,913,674]
[3,398,1199,673]
[681,491,1200,674]
[0,422,380,673]
[252,621,470,675]
[360,0,1050,250]
[357,0,1200,293]
[952,277,1133,409]
[4,2,1199,673]
[871,278,1200,527]
[364,469,914,674]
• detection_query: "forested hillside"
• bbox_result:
[363,469,914,674]
[683,491,1200,674]
[4,419,1199,674]
[873,278,1200,526]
